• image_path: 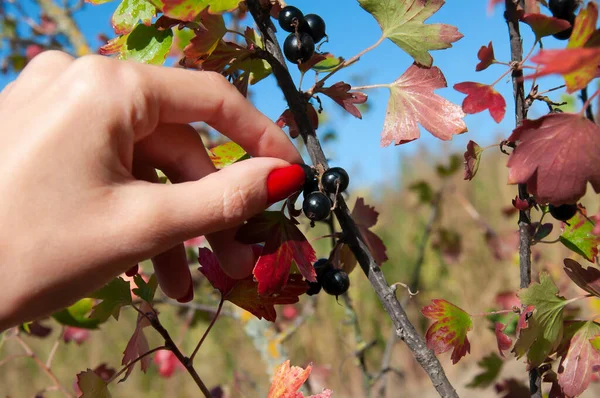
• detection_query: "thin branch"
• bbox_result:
[0,353,29,368]
[146,312,213,398]
[245,1,458,397]
[580,87,596,123]
[14,334,73,398]
[190,297,224,362]
[45,326,64,368]
[34,0,91,56]
[373,326,400,398]
[504,1,540,397]
[342,292,372,395]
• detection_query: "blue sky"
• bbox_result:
[1,0,571,189]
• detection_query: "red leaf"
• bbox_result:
[267,360,333,398]
[516,305,535,336]
[421,299,472,364]
[454,82,506,123]
[464,140,483,180]
[521,13,572,40]
[476,41,495,71]
[563,258,600,297]
[526,2,600,93]
[318,82,368,119]
[506,113,600,205]
[236,212,317,295]
[558,321,600,397]
[153,350,183,378]
[298,52,327,73]
[495,322,513,358]
[351,198,388,266]
[380,63,467,146]
[198,248,308,322]
[121,311,151,382]
[63,327,90,345]
[276,105,319,139]
[183,12,226,60]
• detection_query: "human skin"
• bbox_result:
[0,51,303,331]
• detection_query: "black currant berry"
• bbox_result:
[549,203,578,221]
[549,0,578,20]
[283,32,315,64]
[278,6,304,33]
[302,14,326,42]
[321,268,350,296]
[306,280,322,296]
[302,191,331,221]
[321,167,349,195]
[313,258,333,277]
[552,13,575,40]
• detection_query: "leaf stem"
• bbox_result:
[351,83,391,91]
[579,86,599,121]
[470,309,514,318]
[190,297,224,362]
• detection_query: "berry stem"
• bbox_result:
[189,297,224,362]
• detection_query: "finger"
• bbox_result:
[11,51,74,104]
[63,56,302,164]
[131,157,192,301]
[115,158,306,266]
[135,123,255,279]
[0,82,14,105]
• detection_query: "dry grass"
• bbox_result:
[2,147,600,398]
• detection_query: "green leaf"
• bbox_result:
[467,352,503,388]
[209,142,249,169]
[89,277,132,322]
[52,298,101,329]
[408,180,434,204]
[132,274,158,303]
[560,211,600,262]
[112,0,156,35]
[513,273,568,366]
[312,55,344,72]
[121,24,173,65]
[161,0,240,21]
[436,154,462,178]
[358,0,463,67]
[76,369,111,398]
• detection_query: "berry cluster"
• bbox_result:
[306,258,350,297]
[549,0,578,40]
[300,165,349,222]
[278,5,327,64]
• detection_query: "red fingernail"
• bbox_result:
[177,280,194,303]
[266,164,306,205]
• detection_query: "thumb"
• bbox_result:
[119,158,306,261]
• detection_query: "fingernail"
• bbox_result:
[266,164,306,205]
[177,280,194,303]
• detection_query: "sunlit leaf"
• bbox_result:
[421,299,472,364]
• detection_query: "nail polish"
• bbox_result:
[177,280,194,303]
[266,164,306,204]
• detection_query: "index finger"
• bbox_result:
[68,57,302,164]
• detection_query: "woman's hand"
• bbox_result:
[0,51,305,330]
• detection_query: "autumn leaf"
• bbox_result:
[526,2,600,93]
[88,277,132,322]
[557,321,600,397]
[76,369,111,398]
[235,212,317,295]
[115,24,173,65]
[513,273,568,366]
[267,360,333,398]
[506,113,600,205]
[311,53,344,72]
[112,0,156,35]
[564,258,600,296]
[161,0,240,21]
[208,141,249,169]
[182,11,226,59]
[421,299,472,364]
[464,140,483,181]
[276,105,319,139]
[120,309,151,382]
[475,41,495,71]
[454,82,506,123]
[520,13,571,40]
[198,248,307,321]
[318,82,368,119]
[560,211,600,262]
[358,0,462,67]
[380,63,467,146]
[495,322,512,358]
[467,353,504,389]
